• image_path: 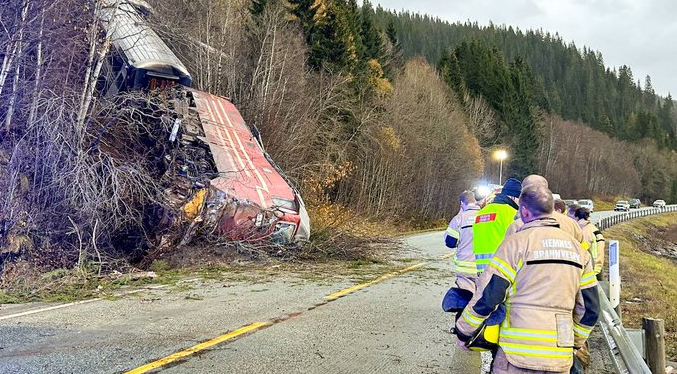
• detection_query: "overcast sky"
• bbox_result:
[374,0,677,97]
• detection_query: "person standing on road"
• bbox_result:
[470,178,521,374]
[445,191,481,293]
[505,176,585,247]
[472,178,522,274]
[456,186,601,373]
[572,206,606,280]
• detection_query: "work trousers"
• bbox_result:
[492,348,569,374]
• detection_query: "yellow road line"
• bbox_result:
[125,254,450,372]
[324,262,427,301]
[124,322,269,374]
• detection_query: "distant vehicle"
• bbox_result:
[564,199,578,206]
[614,200,630,212]
[577,199,594,213]
[653,200,667,208]
[629,199,641,209]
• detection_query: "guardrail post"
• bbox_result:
[642,317,666,374]
[609,240,621,318]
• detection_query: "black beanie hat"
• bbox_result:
[502,178,522,198]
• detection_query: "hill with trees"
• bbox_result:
[373,6,677,202]
[373,8,676,150]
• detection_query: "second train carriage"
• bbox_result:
[98,0,192,96]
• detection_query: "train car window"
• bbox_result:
[146,71,180,91]
[148,78,176,91]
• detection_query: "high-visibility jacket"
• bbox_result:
[445,206,481,281]
[579,220,605,274]
[472,194,518,274]
[456,218,600,372]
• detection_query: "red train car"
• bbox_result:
[188,89,310,243]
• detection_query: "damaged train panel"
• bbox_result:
[185,89,310,243]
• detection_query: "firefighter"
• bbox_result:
[505,176,585,246]
[444,190,481,293]
[472,177,522,274]
[573,206,606,280]
[554,199,567,214]
[463,178,520,373]
[456,186,600,373]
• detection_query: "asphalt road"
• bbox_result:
[0,207,662,373]
[0,232,481,374]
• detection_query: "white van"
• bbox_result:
[577,199,594,213]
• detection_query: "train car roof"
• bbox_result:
[187,89,297,209]
[100,1,191,80]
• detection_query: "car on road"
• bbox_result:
[564,199,578,207]
[629,199,641,209]
[653,199,667,208]
[614,200,630,212]
[577,199,594,212]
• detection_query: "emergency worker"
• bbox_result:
[472,178,522,274]
[573,207,606,279]
[505,176,585,246]
[445,191,481,293]
[554,199,567,214]
[456,186,600,373]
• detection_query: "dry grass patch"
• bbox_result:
[592,195,633,211]
[603,213,677,359]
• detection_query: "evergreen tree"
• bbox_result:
[359,1,382,61]
[439,51,465,96]
[287,0,316,30]
[644,75,656,109]
[288,0,357,71]
[250,0,269,16]
[506,58,540,177]
[386,20,399,49]
[658,93,675,147]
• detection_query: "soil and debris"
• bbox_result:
[0,88,391,302]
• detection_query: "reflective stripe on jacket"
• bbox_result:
[456,217,600,372]
[579,220,605,274]
[446,206,481,276]
[472,195,517,274]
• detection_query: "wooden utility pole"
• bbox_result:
[643,317,666,374]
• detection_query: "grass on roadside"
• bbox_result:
[592,195,632,211]
[603,213,677,359]
[0,201,442,304]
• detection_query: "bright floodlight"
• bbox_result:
[495,149,508,161]
[477,185,491,199]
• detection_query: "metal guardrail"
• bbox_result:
[594,204,677,373]
[597,205,677,231]
[597,284,651,374]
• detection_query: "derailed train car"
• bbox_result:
[98,0,310,243]
[183,89,311,242]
